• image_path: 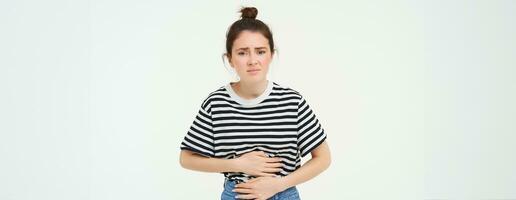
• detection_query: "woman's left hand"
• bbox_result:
[233,176,286,200]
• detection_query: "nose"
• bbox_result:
[248,52,258,66]
[248,59,258,66]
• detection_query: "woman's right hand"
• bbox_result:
[234,151,284,177]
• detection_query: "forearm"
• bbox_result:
[279,156,330,189]
[279,143,331,190]
[180,150,238,173]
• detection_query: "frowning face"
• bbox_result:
[228,30,273,84]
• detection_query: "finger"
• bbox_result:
[232,188,253,194]
[266,157,282,163]
[255,151,268,157]
[235,181,256,188]
[248,178,260,183]
[263,167,282,173]
[235,183,249,188]
[236,194,257,199]
[265,162,283,168]
[258,172,276,177]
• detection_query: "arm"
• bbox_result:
[180,150,283,176]
[179,150,238,173]
[234,141,331,199]
[279,140,331,189]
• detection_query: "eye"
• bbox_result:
[237,51,246,56]
[258,50,266,55]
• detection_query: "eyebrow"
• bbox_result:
[236,47,268,51]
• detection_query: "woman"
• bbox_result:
[179,7,331,200]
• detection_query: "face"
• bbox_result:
[228,30,273,83]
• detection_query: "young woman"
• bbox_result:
[179,7,331,200]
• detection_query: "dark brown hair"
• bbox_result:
[225,7,274,60]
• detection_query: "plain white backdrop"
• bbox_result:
[1,0,515,199]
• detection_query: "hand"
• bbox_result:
[233,177,286,200]
[234,151,283,177]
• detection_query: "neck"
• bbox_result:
[231,80,269,100]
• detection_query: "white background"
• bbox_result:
[1,0,515,199]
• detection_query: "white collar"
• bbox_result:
[225,80,273,106]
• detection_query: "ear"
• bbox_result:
[225,53,232,63]
[222,53,234,68]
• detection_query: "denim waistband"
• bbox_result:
[222,178,300,200]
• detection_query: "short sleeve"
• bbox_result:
[297,96,327,158]
[180,104,215,157]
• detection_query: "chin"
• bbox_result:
[240,77,266,83]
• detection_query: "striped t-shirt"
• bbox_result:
[180,80,327,183]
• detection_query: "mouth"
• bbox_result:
[247,69,261,73]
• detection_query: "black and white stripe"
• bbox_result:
[180,82,327,183]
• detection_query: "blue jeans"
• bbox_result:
[221,178,301,200]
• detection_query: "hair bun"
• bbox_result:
[240,7,258,19]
